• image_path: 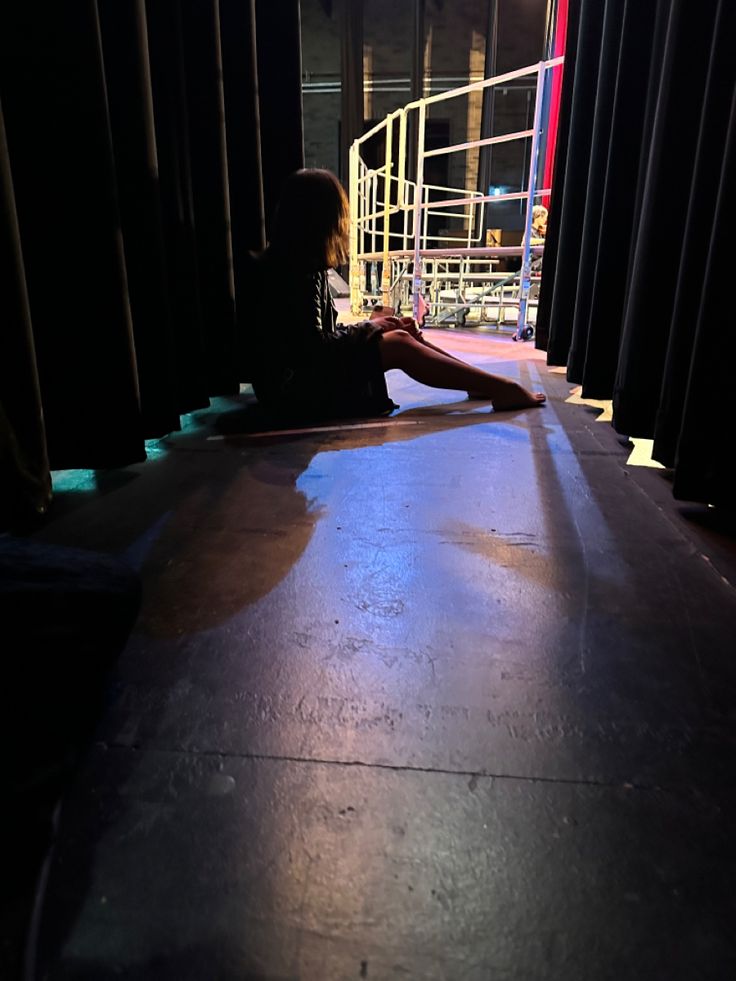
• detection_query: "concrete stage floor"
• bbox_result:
[30,331,736,979]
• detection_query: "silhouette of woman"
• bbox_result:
[250,169,546,418]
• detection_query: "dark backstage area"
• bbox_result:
[1,0,735,978]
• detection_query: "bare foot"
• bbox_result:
[467,382,546,409]
[492,383,546,410]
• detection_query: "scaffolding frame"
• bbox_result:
[349,57,563,339]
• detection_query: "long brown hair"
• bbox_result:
[270,169,350,270]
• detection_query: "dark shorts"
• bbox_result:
[253,334,397,420]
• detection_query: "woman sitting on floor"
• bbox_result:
[250,169,546,419]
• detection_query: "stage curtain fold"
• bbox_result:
[0,0,304,526]
[539,0,735,507]
[0,3,143,472]
[652,0,736,470]
[533,0,580,352]
[570,0,666,399]
[538,0,604,366]
[220,0,267,372]
[565,0,624,384]
[670,87,736,508]
[612,0,719,437]
[0,99,51,519]
[97,0,180,437]
[180,0,238,396]
[255,0,305,238]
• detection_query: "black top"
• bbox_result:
[249,249,397,418]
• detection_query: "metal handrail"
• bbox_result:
[349,56,564,337]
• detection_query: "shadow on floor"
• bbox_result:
[38,394,542,639]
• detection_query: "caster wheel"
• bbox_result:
[522,326,534,341]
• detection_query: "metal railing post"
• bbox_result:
[516,61,547,340]
[349,143,362,315]
[412,102,427,320]
[397,110,407,215]
[381,117,393,307]
[371,172,377,260]
[359,160,366,291]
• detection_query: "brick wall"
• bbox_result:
[301,0,341,174]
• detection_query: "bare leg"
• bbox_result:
[379,331,545,410]
[417,332,466,364]
[416,333,507,400]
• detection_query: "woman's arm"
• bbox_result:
[287,273,422,350]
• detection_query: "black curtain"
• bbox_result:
[339,0,364,186]
[0,99,51,519]
[256,0,304,237]
[537,0,735,507]
[533,0,582,352]
[0,0,304,523]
